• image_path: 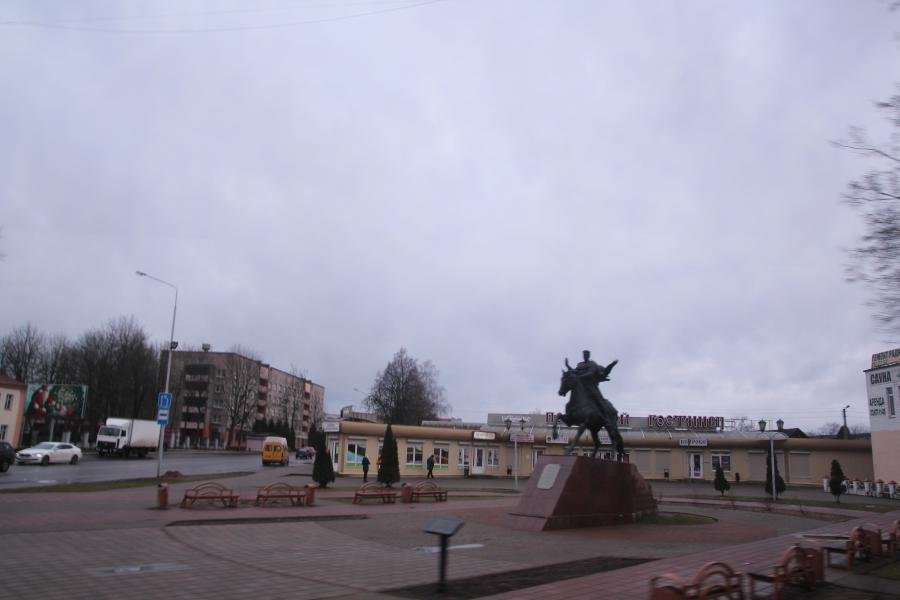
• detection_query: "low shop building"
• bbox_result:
[326,412,872,484]
[865,347,900,483]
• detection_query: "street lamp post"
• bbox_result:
[842,405,850,432]
[504,417,527,489]
[136,270,178,481]
[758,419,778,502]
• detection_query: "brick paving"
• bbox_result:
[1,468,898,600]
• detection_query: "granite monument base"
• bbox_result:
[507,455,657,531]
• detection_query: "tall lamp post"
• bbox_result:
[842,405,850,432]
[504,417,527,489]
[757,419,785,502]
[136,270,178,480]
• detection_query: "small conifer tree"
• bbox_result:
[829,459,846,503]
[764,448,786,497]
[378,424,401,487]
[713,465,730,496]
[311,425,335,488]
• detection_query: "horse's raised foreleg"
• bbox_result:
[565,424,586,456]
[605,425,625,462]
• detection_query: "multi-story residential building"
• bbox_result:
[159,348,324,449]
[0,376,27,447]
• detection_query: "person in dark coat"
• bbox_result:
[361,455,371,482]
[426,455,435,478]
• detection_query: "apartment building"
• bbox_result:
[160,348,324,449]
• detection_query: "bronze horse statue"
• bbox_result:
[552,358,625,460]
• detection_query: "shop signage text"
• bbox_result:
[648,415,724,430]
[678,438,708,447]
[870,371,892,384]
[321,422,340,432]
[872,347,900,369]
[473,431,496,440]
[870,396,887,416]
[546,412,630,426]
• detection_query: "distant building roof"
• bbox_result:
[0,375,26,387]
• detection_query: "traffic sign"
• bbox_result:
[157,408,169,426]
[157,392,172,410]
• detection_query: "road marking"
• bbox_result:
[413,543,484,554]
[88,563,191,576]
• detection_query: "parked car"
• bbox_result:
[0,441,15,472]
[295,447,315,463]
[16,442,82,466]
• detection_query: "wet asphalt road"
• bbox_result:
[0,451,312,489]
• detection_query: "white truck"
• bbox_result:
[96,418,160,457]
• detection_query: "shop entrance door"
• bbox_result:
[330,439,340,471]
[689,453,703,479]
[472,447,485,475]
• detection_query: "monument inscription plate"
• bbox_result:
[537,463,560,489]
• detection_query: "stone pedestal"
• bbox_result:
[508,455,657,530]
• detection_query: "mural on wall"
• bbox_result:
[25,384,88,420]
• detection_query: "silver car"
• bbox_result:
[16,442,82,466]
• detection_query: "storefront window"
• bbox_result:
[433,446,449,466]
[487,448,499,467]
[711,453,731,472]
[406,443,423,465]
[346,442,366,465]
[458,446,469,467]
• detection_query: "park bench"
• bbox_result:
[352,482,397,504]
[747,544,821,600]
[409,480,448,502]
[255,482,306,507]
[649,561,745,599]
[866,520,899,559]
[180,482,239,508]
[822,526,880,570]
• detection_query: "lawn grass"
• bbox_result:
[639,512,717,526]
[328,495,505,504]
[678,494,896,513]
[869,560,900,581]
[0,471,253,493]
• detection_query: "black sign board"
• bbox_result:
[424,516,464,537]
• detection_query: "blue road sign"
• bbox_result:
[157,408,169,426]
[158,392,172,410]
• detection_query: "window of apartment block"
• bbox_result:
[433,446,449,466]
[487,447,499,467]
[458,446,469,467]
[711,453,731,472]
[346,441,366,465]
[406,443,423,465]
[3,394,12,410]
[889,386,896,418]
[0,424,6,440]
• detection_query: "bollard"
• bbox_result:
[157,483,169,509]
[304,483,316,506]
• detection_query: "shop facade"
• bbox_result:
[329,413,872,484]
[865,347,900,483]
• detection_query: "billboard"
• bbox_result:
[25,384,88,420]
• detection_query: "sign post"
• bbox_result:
[424,516,464,593]
[156,392,172,480]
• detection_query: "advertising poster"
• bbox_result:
[25,384,88,420]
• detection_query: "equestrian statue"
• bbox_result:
[552,350,625,460]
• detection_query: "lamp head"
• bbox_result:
[135,270,146,277]
[504,418,512,431]
[758,419,767,432]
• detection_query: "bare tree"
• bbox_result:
[35,333,77,383]
[223,347,261,448]
[0,323,45,382]
[838,88,900,333]
[364,347,449,425]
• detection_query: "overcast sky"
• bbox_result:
[1,1,897,430]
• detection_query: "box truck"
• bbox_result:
[96,418,160,457]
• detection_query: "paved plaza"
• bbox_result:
[2,468,900,599]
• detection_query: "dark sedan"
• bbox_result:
[0,441,14,472]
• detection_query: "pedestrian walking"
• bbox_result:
[361,455,370,482]
[426,454,435,478]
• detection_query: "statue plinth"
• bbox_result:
[507,455,657,530]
